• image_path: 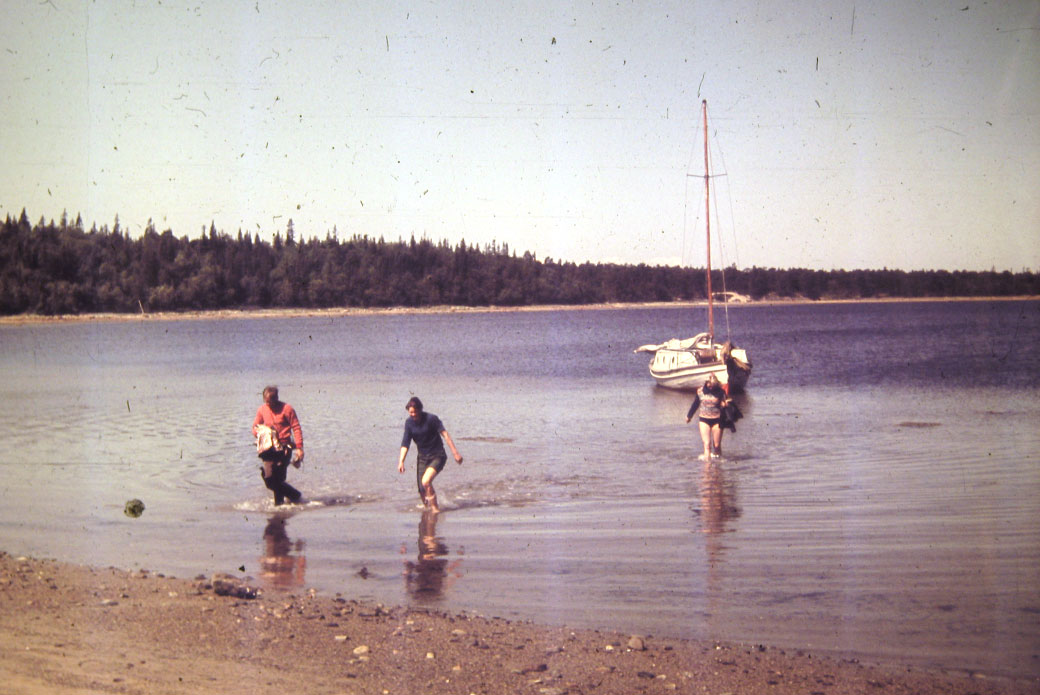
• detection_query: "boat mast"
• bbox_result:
[702,99,714,341]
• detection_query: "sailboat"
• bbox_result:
[634,100,752,392]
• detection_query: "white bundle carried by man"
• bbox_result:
[255,424,283,455]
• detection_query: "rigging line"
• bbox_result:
[682,104,710,271]
[683,108,726,337]
[706,136,733,340]
[709,128,742,271]
[705,114,745,341]
[682,172,692,268]
[700,106,731,340]
[681,169,702,334]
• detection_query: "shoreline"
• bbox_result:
[1,295,1036,326]
[2,551,1035,695]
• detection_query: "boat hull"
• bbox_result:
[646,344,751,392]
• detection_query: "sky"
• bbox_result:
[2,0,1038,272]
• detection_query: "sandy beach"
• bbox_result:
[1,296,1037,326]
[2,552,1035,695]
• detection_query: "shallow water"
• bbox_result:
[1,300,1038,678]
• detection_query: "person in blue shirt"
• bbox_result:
[397,397,463,513]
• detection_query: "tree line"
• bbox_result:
[2,210,1037,316]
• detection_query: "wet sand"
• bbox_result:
[2,552,1034,695]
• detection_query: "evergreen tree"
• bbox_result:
[0,210,1037,316]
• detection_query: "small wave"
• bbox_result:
[449,474,604,507]
[230,499,319,514]
[896,421,941,428]
[308,492,370,507]
[232,492,371,514]
[398,495,538,514]
[232,500,270,513]
[448,496,537,511]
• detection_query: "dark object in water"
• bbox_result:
[124,499,145,518]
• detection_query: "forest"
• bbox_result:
[2,210,1037,316]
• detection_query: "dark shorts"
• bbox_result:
[418,451,447,474]
[699,417,722,427]
[415,451,447,497]
[259,442,293,466]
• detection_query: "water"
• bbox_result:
[1,300,1038,678]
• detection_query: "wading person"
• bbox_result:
[253,385,305,506]
[397,396,463,514]
[685,374,731,460]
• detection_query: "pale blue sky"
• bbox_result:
[2,0,1037,271]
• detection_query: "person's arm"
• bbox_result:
[685,395,700,422]
[288,406,304,464]
[252,407,265,437]
[440,429,463,464]
[397,418,413,472]
[397,420,413,474]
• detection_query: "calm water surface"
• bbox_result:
[1,300,1038,678]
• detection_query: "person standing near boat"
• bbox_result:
[685,374,731,460]
[253,385,305,506]
[398,397,463,514]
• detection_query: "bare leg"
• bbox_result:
[711,425,723,457]
[698,420,713,460]
[421,465,440,513]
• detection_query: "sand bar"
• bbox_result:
[1,296,1037,327]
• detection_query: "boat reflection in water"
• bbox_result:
[259,514,307,589]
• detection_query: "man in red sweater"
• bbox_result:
[252,385,305,506]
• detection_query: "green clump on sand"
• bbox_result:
[124,499,145,518]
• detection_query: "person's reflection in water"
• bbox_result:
[402,510,462,600]
[699,458,740,570]
[259,514,306,589]
[696,458,740,637]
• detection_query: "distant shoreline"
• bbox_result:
[1,295,1036,326]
